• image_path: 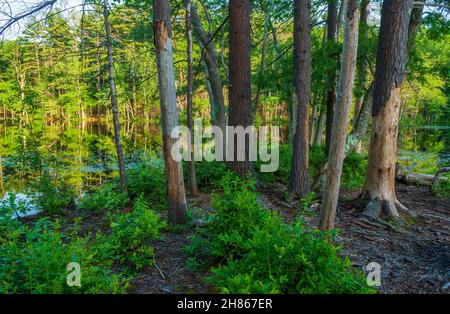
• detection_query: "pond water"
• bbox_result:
[0,121,448,201]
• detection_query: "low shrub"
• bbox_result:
[432,177,450,199]
[78,182,129,211]
[209,215,373,294]
[185,173,268,269]
[186,173,373,294]
[96,195,166,271]
[184,160,230,191]
[341,151,368,189]
[254,144,291,185]
[126,157,166,209]
[0,218,127,294]
[32,172,76,214]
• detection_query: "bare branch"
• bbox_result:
[0,0,58,35]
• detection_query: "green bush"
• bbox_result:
[78,182,129,211]
[185,173,268,269]
[341,151,368,189]
[186,173,373,294]
[254,144,291,185]
[33,172,76,214]
[432,177,450,199]
[0,218,127,293]
[209,215,373,294]
[184,160,230,191]
[96,195,166,270]
[126,158,166,209]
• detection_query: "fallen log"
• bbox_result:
[396,165,450,186]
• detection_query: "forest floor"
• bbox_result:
[130,183,450,294]
[22,184,450,294]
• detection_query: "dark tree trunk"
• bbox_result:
[184,0,198,196]
[102,0,127,194]
[227,0,253,176]
[288,0,311,199]
[325,0,338,155]
[153,0,187,225]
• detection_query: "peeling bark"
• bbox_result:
[184,0,198,196]
[153,0,187,225]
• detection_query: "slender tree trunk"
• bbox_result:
[362,0,416,221]
[337,0,348,35]
[190,3,226,133]
[228,0,253,176]
[184,0,198,196]
[254,2,271,120]
[353,0,370,153]
[288,0,311,199]
[103,0,127,193]
[320,0,360,231]
[153,0,187,225]
[309,92,319,146]
[0,155,4,195]
[325,0,338,154]
[314,105,326,146]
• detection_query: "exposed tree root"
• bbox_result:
[360,196,416,228]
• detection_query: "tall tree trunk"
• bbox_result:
[254,1,271,120]
[320,0,360,231]
[353,0,370,153]
[103,0,127,193]
[153,0,187,225]
[362,0,417,221]
[325,0,338,155]
[288,0,311,199]
[190,3,226,133]
[184,0,198,196]
[337,0,348,35]
[314,104,326,146]
[228,0,253,176]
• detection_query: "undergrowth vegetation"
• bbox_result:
[256,145,368,190]
[185,173,373,294]
[0,189,165,293]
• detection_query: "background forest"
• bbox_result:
[0,0,448,294]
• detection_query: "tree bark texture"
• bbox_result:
[227,0,253,176]
[288,0,311,199]
[320,0,360,231]
[153,0,187,225]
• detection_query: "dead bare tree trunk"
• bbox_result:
[184,0,198,196]
[362,0,414,221]
[288,0,311,199]
[227,0,253,176]
[102,0,127,193]
[153,0,187,225]
[320,0,360,231]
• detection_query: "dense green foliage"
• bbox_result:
[185,174,373,294]
[0,188,164,293]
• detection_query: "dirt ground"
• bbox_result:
[131,183,450,294]
[24,184,449,294]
